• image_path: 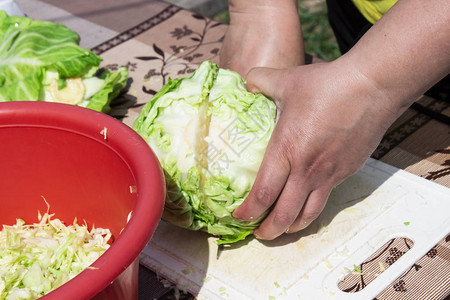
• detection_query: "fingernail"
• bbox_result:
[232,212,244,221]
[250,87,261,94]
[298,220,310,230]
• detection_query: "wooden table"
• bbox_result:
[13,0,450,298]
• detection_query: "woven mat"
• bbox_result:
[16,1,450,298]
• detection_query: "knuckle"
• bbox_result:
[254,186,276,208]
[306,159,336,178]
[272,210,296,228]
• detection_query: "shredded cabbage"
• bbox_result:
[0,209,111,299]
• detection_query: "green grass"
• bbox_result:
[299,1,341,61]
[213,0,340,61]
[212,9,229,24]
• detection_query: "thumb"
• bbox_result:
[245,67,285,100]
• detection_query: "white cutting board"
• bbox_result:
[139,158,450,299]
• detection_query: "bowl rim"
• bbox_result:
[0,101,165,299]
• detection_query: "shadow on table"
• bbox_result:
[255,163,393,248]
[108,77,138,121]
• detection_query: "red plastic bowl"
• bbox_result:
[0,102,165,300]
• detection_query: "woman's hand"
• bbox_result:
[233,59,406,240]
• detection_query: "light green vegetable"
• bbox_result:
[0,11,128,113]
[0,210,111,299]
[353,265,363,274]
[133,61,276,244]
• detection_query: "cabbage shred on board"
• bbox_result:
[133,61,276,244]
[0,11,128,113]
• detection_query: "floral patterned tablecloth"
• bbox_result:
[15,0,450,298]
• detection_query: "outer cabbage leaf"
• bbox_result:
[0,11,128,112]
[133,61,276,244]
[86,67,129,113]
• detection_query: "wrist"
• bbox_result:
[228,0,299,24]
[228,0,298,12]
[221,0,305,73]
[336,0,450,114]
[331,56,409,123]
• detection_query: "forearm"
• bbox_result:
[342,0,450,112]
[228,0,303,58]
[220,0,304,75]
[228,0,300,22]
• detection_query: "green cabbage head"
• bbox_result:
[133,61,276,244]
